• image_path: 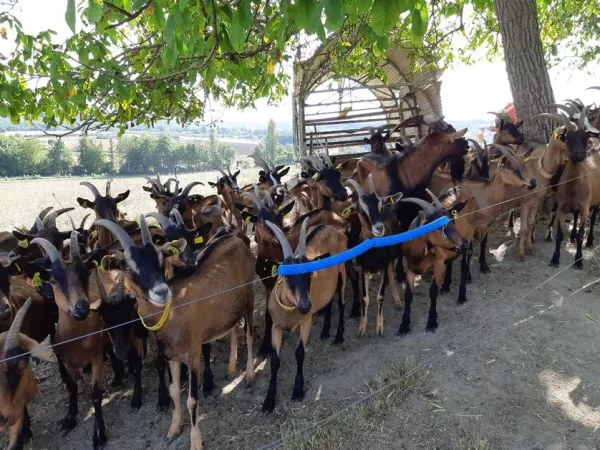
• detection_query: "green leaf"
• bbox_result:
[85,0,104,23]
[356,0,373,14]
[324,0,344,31]
[229,16,245,52]
[277,0,290,49]
[153,3,167,29]
[237,0,253,29]
[164,10,177,42]
[306,2,323,34]
[411,5,428,38]
[179,0,189,12]
[370,0,402,36]
[65,0,76,33]
[123,0,131,11]
[295,0,317,30]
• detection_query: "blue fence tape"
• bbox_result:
[277,216,450,276]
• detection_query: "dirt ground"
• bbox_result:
[7,213,600,450]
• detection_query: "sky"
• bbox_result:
[1,0,599,127]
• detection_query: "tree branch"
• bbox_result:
[106,0,153,30]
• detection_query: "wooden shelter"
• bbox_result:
[292,40,443,156]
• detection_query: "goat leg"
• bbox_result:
[479,233,491,273]
[569,211,579,244]
[398,270,415,336]
[166,360,183,441]
[227,328,238,380]
[346,262,361,318]
[107,348,125,387]
[320,301,332,339]
[58,359,78,433]
[550,212,565,267]
[546,203,558,242]
[574,209,588,269]
[262,327,282,413]
[586,206,598,248]
[387,263,402,309]
[376,270,388,336]
[129,344,143,410]
[91,355,107,450]
[466,242,473,283]
[201,344,215,395]
[155,351,170,412]
[7,409,27,450]
[334,276,345,344]
[244,306,255,386]
[258,259,275,357]
[441,260,452,293]
[358,272,372,337]
[507,209,515,236]
[458,252,468,304]
[292,321,311,402]
[187,368,203,450]
[426,262,443,332]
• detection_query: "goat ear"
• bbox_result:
[142,186,153,193]
[194,222,213,238]
[115,190,130,203]
[278,167,290,177]
[242,211,257,224]
[233,170,240,178]
[364,137,370,144]
[450,201,468,216]
[279,201,295,217]
[20,335,56,363]
[234,203,248,211]
[84,249,108,271]
[448,128,468,141]
[23,262,51,282]
[208,182,217,188]
[7,256,27,276]
[12,230,33,242]
[335,161,349,171]
[101,252,126,271]
[161,238,187,257]
[383,131,391,141]
[77,197,95,209]
[312,252,331,261]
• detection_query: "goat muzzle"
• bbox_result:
[525,178,537,190]
[71,299,90,321]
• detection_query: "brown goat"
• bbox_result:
[262,219,347,413]
[95,219,255,450]
[0,299,54,450]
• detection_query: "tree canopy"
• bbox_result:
[0,0,597,136]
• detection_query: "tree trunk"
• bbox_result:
[493,0,555,142]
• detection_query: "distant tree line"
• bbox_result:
[0,129,236,178]
[251,119,296,166]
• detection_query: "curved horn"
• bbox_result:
[139,215,152,246]
[344,178,365,197]
[79,214,91,230]
[265,221,293,260]
[70,231,80,260]
[579,106,588,130]
[80,181,101,199]
[117,273,125,302]
[306,155,325,171]
[241,192,263,211]
[295,218,309,257]
[217,169,228,179]
[35,217,44,232]
[171,209,185,227]
[164,178,177,191]
[586,86,600,91]
[263,190,275,209]
[181,181,204,197]
[401,197,435,214]
[367,173,376,195]
[106,179,112,197]
[248,154,271,172]
[69,215,76,230]
[267,184,284,196]
[43,208,75,228]
[467,138,484,154]
[4,297,31,353]
[95,220,135,251]
[534,113,575,131]
[95,269,109,303]
[321,153,334,168]
[146,212,173,230]
[30,237,61,264]
[425,188,443,209]
[424,115,445,126]
[37,206,54,221]
[548,103,578,116]
[156,174,162,186]
[490,144,518,160]
[144,176,162,192]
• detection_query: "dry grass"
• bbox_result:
[455,427,494,450]
[281,356,430,450]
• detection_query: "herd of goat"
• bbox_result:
[0,88,598,450]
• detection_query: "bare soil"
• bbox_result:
[9,215,600,450]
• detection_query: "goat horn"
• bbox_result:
[321,153,334,168]
[467,139,484,154]
[37,206,53,221]
[565,99,583,110]
[80,181,101,199]
[106,179,112,197]
[164,178,177,190]
[423,115,445,126]
[579,106,588,130]
[248,154,271,172]
[267,184,284,195]
[79,214,91,230]
[30,237,61,264]
[35,217,44,232]
[95,269,109,303]
[139,215,152,246]
[43,208,75,229]
[548,103,578,116]
[95,220,135,251]
[345,178,365,197]
[172,209,185,227]
[586,86,600,91]
[4,297,31,353]
[117,273,125,302]
[534,113,575,131]
[69,215,76,230]
[173,180,180,197]
[182,181,204,197]
[217,169,228,179]
[156,174,162,186]
[425,188,443,209]
[146,212,172,230]
[70,231,80,260]
[295,218,309,258]
[241,192,263,211]
[490,144,518,160]
[265,220,293,260]
[144,177,162,191]
[367,173,376,195]
[400,197,435,214]
[263,190,275,209]
[306,155,325,171]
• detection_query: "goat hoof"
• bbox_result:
[574,262,583,270]
[349,309,361,319]
[586,241,593,248]
[457,296,467,305]
[480,267,490,274]
[111,377,124,387]
[440,286,450,294]
[262,397,275,413]
[320,331,330,340]
[397,325,410,336]
[165,433,179,445]
[130,396,142,411]
[60,416,77,434]
[425,324,438,333]
[291,388,305,402]
[93,432,107,449]
[258,343,272,358]
[157,396,170,412]
[549,260,559,268]
[333,335,344,345]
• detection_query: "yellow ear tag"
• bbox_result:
[335,163,342,170]
[342,208,352,218]
[82,201,88,209]
[18,240,28,248]
[271,264,279,277]
[284,213,290,220]
[32,272,42,287]
[312,173,320,180]
[449,137,455,143]
[168,246,180,257]
[451,210,458,219]
[14,263,20,273]
[194,235,204,244]
[389,196,395,204]
[523,157,530,163]
[245,216,251,224]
